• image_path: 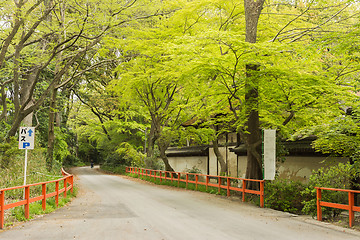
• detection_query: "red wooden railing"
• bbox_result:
[0,168,74,229]
[126,167,264,208]
[316,187,360,227]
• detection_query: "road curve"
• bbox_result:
[0,166,359,240]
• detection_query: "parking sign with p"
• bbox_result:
[19,127,35,149]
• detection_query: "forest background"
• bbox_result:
[1,0,360,215]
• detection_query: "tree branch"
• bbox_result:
[271,0,313,42]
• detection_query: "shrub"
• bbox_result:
[301,162,359,219]
[116,142,145,168]
[183,167,202,181]
[63,154,84,167]
[265,179,309,214]
[101,164,127,174]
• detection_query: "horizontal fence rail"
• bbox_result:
[0,168,74,229]
[126,167,264,208]
[316,187,360,227]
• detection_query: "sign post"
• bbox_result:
[263,129,276,180]
[19,127,35,186]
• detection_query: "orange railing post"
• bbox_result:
[186,173,190,188]
[24,186,30,219]
[71,175,74,194]
[195,175,198,191]
[349,192,354,228]
[0,190,4,229]
[218,177,221,194]
[42,183,46,211]
[206,176,209,191]
[227,178,230,197]
[55,181,59,207]
[178,173,181,187]
[316,188,322,221]
[64,178,68,198]
[242,180,246,202]
[260,181,264,208]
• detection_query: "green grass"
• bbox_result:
[101,164,127,175]
[127,173,264,206]
[9,187,78,224]
[128,173,229,196]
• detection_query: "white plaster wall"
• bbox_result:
[227,149,238,177]
[277,156,348,182]
[208,147,218,175]
[167,148,348,182]
[168,156,207,174]
[208,147,231,176]
[237,155,348,182]
[208,147,240,177]
[237,156,247,178]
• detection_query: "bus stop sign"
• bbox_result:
[19,127,35,149]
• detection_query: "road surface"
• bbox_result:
[0,166,359,240]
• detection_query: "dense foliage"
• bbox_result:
[0,1,359,192]
[302,162,360,219]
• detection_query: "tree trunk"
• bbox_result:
[158,140,175,172]
[6,112,25,139]
[46,87,57,171]
[20,69,38,126]
[244,0,265,44]
[6,66,41,139]
[46,0,65,171]
[245,63,263,189]
[146,119,160,168]
[243,0,265,188]
[212,135,227,175]
[157,135,178,179]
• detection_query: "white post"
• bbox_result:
[23,148,28,199]
[24,148,28,186]
[263,129,276,180]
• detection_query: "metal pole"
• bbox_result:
[24,148,28,186]
[23,148,28,199]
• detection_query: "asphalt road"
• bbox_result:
[1,166,360,240]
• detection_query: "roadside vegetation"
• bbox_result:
[1,0,360,229]
[0,138,78,228]
[123,161,360,228]
[5,189,77,228]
